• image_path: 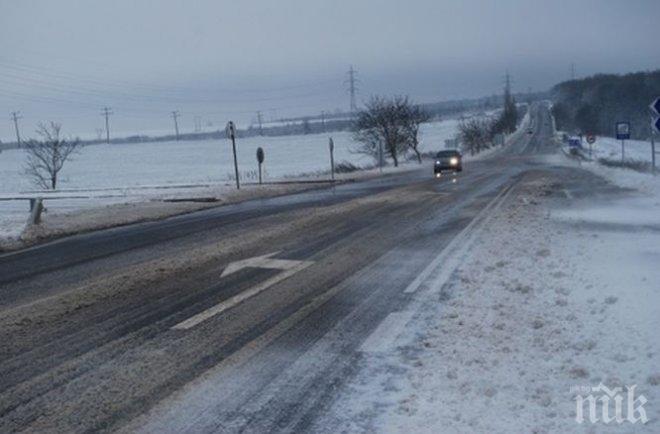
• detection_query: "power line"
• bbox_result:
[0,62,339,104]
[171,110,181,140]
[101,107,113,144]
[10,111,22,145]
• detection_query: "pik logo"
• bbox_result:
[574,383,648,424]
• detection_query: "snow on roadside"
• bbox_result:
[589,136,656,166]
[548,135,660,196]
[321,173,660,433]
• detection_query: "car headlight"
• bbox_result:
[435,160,441,165]
[449,157,458,166]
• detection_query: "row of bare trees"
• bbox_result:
[457,117,497,156]
[352,96,430,166]
[457,102,521,155]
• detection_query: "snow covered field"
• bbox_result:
[0,119,459,242]
[578,136,656,166]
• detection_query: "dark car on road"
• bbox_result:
[434,150,462,177]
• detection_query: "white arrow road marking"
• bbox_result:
[219,251,307,278]
[172,253,314,330]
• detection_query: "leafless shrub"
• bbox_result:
[457,117,495,156]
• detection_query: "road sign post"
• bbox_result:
[586,134,596,159]
[615,122,631,163]
[226,121,240,189]
[328,137,335,181]
[256,147,264,184]
[651,98,660,174]
[652,130,656,174]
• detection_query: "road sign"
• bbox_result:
[586,134,596,144]
[650,97,660,116]
[225,121,235,139]
[654,117,660,134]
[256,147,264,184]
[615,122,630,140]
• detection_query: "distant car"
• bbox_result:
[568,137,582,155]
[434,150,462,176]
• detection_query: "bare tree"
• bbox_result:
[24,122,80,190]
[403,104,430,163]
[353,96,416,167]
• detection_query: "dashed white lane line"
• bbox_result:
[360,184,515,356]
[359,310,415,353]
[403,183,514,294]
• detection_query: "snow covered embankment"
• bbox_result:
[326,173,660,433]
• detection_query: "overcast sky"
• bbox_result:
[1,0,659,140]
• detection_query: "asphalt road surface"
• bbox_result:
[0,103,607,432]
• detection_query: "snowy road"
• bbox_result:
[0,104,656,432]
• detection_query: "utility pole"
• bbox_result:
[345,65,358,113]
[256,111,263,135]
[101,107,113,144]
[171,110,180,140]
[570,62,576,80]
[10,111,22,145]
[194,116,202,133]
[329,137,335,181]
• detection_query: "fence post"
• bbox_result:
[28,198,44,225]
[328,137,335,181]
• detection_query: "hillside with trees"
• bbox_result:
[551,70,660,139]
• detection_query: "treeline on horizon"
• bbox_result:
[551,70,660,140]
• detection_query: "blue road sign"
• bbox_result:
[654,117,660,134]
[651,97,660,116]
[615,122,631,140]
